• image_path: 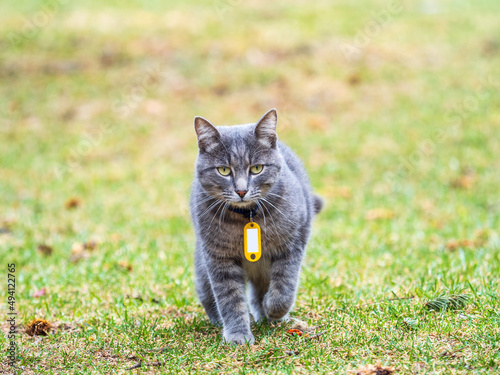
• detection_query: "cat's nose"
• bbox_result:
[235,190,247,198]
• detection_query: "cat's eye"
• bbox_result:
[217,166,231,176]
[250,164,264,174]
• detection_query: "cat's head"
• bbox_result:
[193,109,282,208]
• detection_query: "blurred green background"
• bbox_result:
[0,0,499,373]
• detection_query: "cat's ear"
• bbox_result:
[254,108,278,148]
[194,116,221,153]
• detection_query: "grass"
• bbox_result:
[0,0,499,373]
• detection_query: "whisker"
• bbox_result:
[208,200,226,229]
[265,192,291,204]
[255,201,266,228]
[198,201,224,233]
[260,196,288,220]
[218,202,229,232]
[191,195,215,210]
[198,199,222,220]
[259,199,287,247]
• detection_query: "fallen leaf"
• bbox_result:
[33,288,46,298]
[65,197,81,209]
[450,169,476,190]
[25,319,51,336]
[355,363,395,375]
[445,239,477,251]
[117,261,133,271]
[0,220,12,234]
[287,329,303,336]
[348,73,361,86]
[450,175,475,189]
[84,241,98,251]
[61,108,76,121]
[365,208,395,221]
[37,244,53,256]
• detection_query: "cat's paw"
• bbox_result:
[263,293,293,321]
[223,331,255,345]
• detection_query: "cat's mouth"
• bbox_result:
[228,200,256,209]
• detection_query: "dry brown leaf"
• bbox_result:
[117,261,133,272]
[450,175,475,189]
[348,74,361,86]
[0,220,13,234]
[65,197,81,209]
[37,244,53,256]
[445,239,478,251]
[365,208,395,221]
[25,319,51,336]
[83,241,98,251]
[356,363,395,375]
[450,168,476,190]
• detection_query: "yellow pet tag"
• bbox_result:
[244,221,261,262]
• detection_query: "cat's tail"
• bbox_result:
[313,194,324,214]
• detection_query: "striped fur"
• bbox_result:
[190,109,322,345]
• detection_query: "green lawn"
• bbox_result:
[1,0,499,373]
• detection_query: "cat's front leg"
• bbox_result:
[205,255,255,345]
[263,247,304,320]
[248,280,269,323]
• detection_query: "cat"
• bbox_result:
[190,109,322,345]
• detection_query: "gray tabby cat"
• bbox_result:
[190,109,322,345]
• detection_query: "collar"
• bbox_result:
[228,205,258,219]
